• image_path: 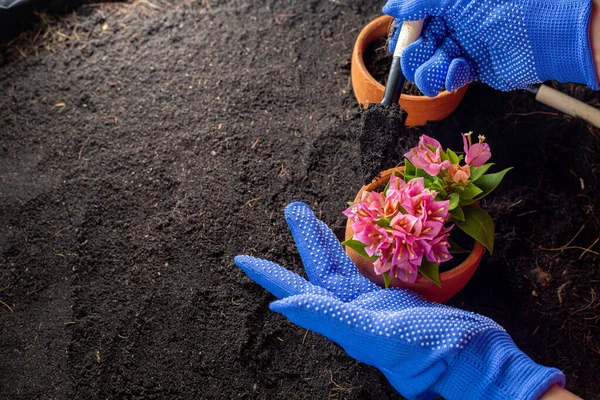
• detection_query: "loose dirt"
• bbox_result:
[1,1,598,399]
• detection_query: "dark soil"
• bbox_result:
[359,38,423,185]
[0,1,599,400]
[0,0,122,40]
[359,103,410,184]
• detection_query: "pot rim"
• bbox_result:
[353,15,461,102]
[349,166,486,285]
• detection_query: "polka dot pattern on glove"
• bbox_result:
[235,202,566,399]
[384,0,600,96]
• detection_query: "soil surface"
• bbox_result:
[1,1,599,399]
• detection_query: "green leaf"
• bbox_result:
[404,158,436,182]
[447,148,460,165]
[458,182,483,200]
[458,198,475,207]
[418,260,441,288]
[404,158,416,176]
[341,238,378,260]
[431,177,444,189]
[448,193,460,210]
[473,167,513,200]
[448,237,470,254]
[415,167,433,180]
[374,216,393,228]
[427,178,442,192]
[469,163,494,182]
[430,178,446,195]
[440,149,450,162]
[347,201,357,206]
[382,271,393,289]
[450,205,465,221]
[454,205,495,253]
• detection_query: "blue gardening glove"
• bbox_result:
[235,202,565,400]
[383,0,600,97]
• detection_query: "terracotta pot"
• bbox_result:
[344,167,485,303]
[351,15,469,127]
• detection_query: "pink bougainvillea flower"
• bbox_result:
[343,202,370,222]
[344,175,451,284]
[354,224,393,257]
[404,267,419,283]
[385,174,407,203]
[390,247,420,283]
[404,176,426,196]
[387,176,424,215]
[367,191,397,218]
[415,198,447,226]
[390,212,420,235]
[405,135,451,176]
[418,219,444,239]
[422,225,454,264]
[420,134,443,149]
[373,247,393,275]
[396,178,432,216]
[462,132,491,167]
[447,163,471,184]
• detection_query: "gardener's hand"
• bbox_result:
[383,0,600,97]
[235,202,565,400]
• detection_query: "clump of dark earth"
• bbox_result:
[359,103,410,184]
[0,1,598,400]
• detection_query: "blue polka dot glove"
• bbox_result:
[383,0,600,97]
[235,202,565,400]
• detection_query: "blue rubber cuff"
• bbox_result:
[436,330,565,400]
[528,0,600,89]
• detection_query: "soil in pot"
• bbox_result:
[363,38,430,96]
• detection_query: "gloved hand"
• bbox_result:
[383,0,600,97]
[235,202,565,400]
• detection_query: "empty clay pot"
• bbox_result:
[351,15,469,127]
[344,167,485,303]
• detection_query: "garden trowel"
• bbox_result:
[359,19,424,184]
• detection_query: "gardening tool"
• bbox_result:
[526,84,600,128]
[359,19,424,184]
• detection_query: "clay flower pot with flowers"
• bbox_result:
[343,133,511,303]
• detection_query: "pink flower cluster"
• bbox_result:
[405,133,491,181]
[405,135,451,176]
[344,176,452,283]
